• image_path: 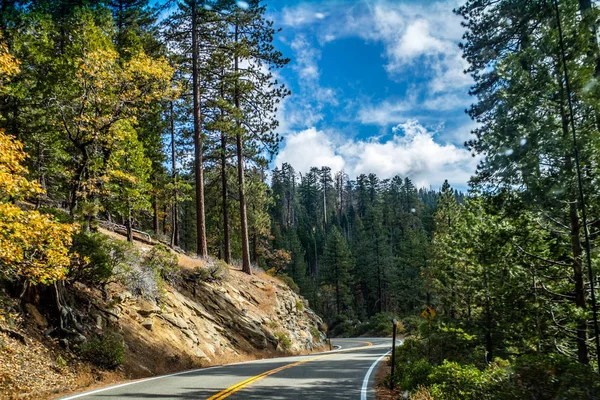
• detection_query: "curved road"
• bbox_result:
[58,338,393,400]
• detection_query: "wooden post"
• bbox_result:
[390,319,397,390]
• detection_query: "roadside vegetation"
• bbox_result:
[379,0,600,398]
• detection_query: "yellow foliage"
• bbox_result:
[0,131,78,285]
[0,132,43,201]
[0,203,77,284]
[63,47,175,205]
[0,30,19,86]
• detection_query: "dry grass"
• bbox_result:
[176,252,206,271]
[0,330,80,400]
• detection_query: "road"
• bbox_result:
[58,338,393,400]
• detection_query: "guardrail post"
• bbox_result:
[390,319,397,390]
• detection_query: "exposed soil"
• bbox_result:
[376,355,405,400]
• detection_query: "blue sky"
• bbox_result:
[263,0,479,190]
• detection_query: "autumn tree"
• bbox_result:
[0,131,77,285]
[50,11,173,223]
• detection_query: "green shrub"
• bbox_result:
[70,232,133,283]
[309,326,320,341]
[392,338,431,391]
[295,299,304,312]
[79,332,125,369]
[278,274,299,293]
[428,359,512,400]
[352,312,400,337]
[192,260,229,283]
[423,324,480,365]
[411,386,434,400]
[206,259,229,281]
[400,359,433,391]
[38,207,73,223]
[401,315,422,335]
[331,320,354,337]
[428,361,485,399]
[193,266,210,281]
[71,233,180,299]
[267,320,277,329]
[55,355,68,370]
[368,312,400,336]
[275,331,291,350]
[142,244,180,285]
[509,354,600,400]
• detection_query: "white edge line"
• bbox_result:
[58,340,368,399]
[58,364,224,400]
[360,349,392,400]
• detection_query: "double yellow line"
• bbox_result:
[207,340,373,400]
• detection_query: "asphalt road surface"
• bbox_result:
[58,338,393,400]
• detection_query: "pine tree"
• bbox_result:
[457,0,600,364]
[219,0,289,274]
[322,226,353,317]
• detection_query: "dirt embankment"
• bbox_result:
[0,231,326,399]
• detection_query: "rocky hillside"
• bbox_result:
[0,230,326,399]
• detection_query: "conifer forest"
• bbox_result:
[3,0,600,398]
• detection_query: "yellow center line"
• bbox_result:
[206,341,374,400]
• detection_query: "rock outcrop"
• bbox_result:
[69,252,325,377]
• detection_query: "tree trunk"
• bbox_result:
[220,86,231,263]
[335,256,340,314]
[162,204,168,236]
[170,101,179,248]
[323,183,327,228]
[569,185,590,365]
[153,194,159,235]
[252,230,258,265]
[69,153,87,216]
[192,0,208,257]
[557,59,590,364]
[126,203,133,242]
[234,21,251,275]
[35,143,45,210]
[376,239,382,314]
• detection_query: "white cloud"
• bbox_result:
[276,99,325,133]
[275,120,477,189]
[357,100,410,125]
[281,4,331,27]
[357,90,469,127]
[437,119,479,145]
[275,127,345,172]
[290,35,321,81]
[422,92,471,112]
[394,19,446,62]
[366,1,470,95]
[428,52,472,94]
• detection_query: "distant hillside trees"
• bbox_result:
[268,162,447,322]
